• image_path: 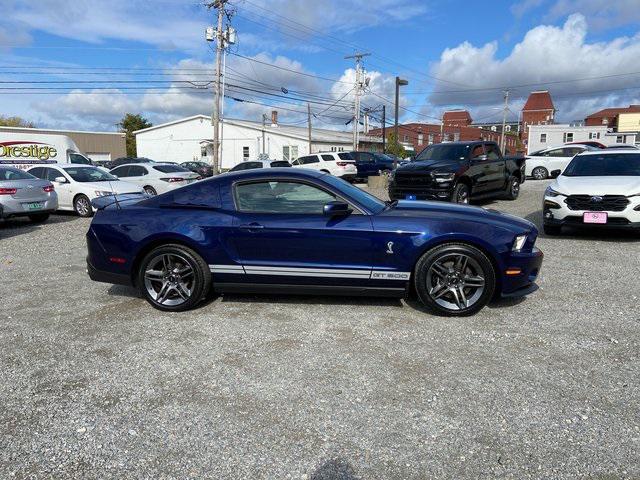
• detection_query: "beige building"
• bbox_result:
[616,112,640,133]
[0,126,126,163]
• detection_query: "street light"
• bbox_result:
[394,77,409,143]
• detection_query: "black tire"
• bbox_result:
[137,244,211,312]
[504,176,520,200]
[452,183,470,204]
[74,194,93,217]
[531,167,548,180]
[28,213,50,223]
[543,224,562,235]
[414,243,496,316]
[143,186,157,196]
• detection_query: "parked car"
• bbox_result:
[388,141,525,204]
[567,141,606,149]
[348,151,396,180]
[0,166,57,222]
[181,161,215,177]
[108,156,155,169]
[228,160,291,172]
[290,153,357,180]
[606,144,639,150]
[86,168,543,316]
[542,150,640,235]
[109,163,200,196]
[525,145,593,180]
[28,164,143,217]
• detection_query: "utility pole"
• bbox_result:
[500,89,510,153]
[206,0,228,174]
[394,76,408,143]
[262,113,267,155]
[345,52,370,151]
[382,105,386,154]
[307,103,312,154]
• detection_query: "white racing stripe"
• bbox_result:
[209,264,409,280]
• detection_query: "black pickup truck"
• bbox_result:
[388,141,525,204]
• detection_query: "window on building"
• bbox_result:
[282,145,299,161]
[540,133,547,143]
[453,133,460,141]
[616,135,624,143]
[563,132,574,143]
[602,118,609,125]
[491,126,497,132]
[505,125,511,132]
[418,134,424,145]
[242,146,250,160]
[201,146,208,157]
[589,132,601,140]
[428,134,433,144]
[403,135,409,143]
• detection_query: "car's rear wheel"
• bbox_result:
[138,244,211,312]
[414,243,496,316]
[531,167,548,180]
[452,183,470,204]
[74,194,93,217]
[28,213,50,223]
[504,176,520,200]
[144,186,157,196]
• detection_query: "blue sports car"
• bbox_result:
[86,168,543,316]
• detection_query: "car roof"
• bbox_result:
[222,167,323,181]
[577,149,640,156]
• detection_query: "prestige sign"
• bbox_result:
[0,141,58,160]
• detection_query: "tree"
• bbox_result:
[117,113,152,157]
[0,115,36,128]
[385,132,407,158]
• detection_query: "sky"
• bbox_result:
[1,0,640,132]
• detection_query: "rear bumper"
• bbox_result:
[500,247,544,297]
[87,257,133,286]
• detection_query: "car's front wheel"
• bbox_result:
[74,194,93,217]
[137,244,211,312]
[414,243,496,316]
[531,167,548,180]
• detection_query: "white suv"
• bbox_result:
[543,149,640,234]
[291,153,357,181]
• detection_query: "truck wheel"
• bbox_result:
[531,167,548,180]
[504,176,520,200]
[452,183,470,204]
[414,243,496,316]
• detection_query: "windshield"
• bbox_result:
[0,167,36,180]
[64,167,118,182]
[322,174,386,214]
[153,165,190,173]
[563,153,640,177]
[415,144,471,162]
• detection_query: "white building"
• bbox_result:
[527,124,637,153]
[134,113,382,169]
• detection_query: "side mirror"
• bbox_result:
[473,154,489,162]
[54,176,68,184]
[323,201,352,217]
[550,169,561,179]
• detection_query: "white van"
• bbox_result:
[0,128,92,171]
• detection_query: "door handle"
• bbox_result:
[238,223,265,231]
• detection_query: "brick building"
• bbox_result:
[585,105,640,129]
[442,110,473,128]
[521,91,555,146]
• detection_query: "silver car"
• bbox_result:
[0,166,58,222]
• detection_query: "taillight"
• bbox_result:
[336,161,349,166]
[0,187,17,195]
[160,177,185,183]
[43,185,54,193]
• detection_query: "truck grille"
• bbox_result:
[565,195,629,212]
[393,172,435,187]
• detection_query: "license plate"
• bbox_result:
[583,212,607,224]
[405,194,417,200]
[24,202,44,211]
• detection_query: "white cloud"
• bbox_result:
[546,0,640,30]
[428,14,640,121]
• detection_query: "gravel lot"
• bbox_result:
[1,179,639,479]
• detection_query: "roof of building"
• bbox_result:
[585,105,640,119]
[0,125,125,136]
[522,91,555,111]
[443,110,472,123]
[133,114,382,144]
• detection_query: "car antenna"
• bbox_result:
[107,175,121,210]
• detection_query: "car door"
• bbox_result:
[301,155,321,172]
[45,167,73,208]
[468,144,491,193]
[545,148,569,172]
[125,166,149,187]
[484,143,506,191]
[228,179,374,286]
[356,152,376,177]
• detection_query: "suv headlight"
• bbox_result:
[544,186,565,197]
[433,172,456,183]
[512,234,527,252]
[94,190,113,197]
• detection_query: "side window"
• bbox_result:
[485,144,500,160]
[111,166,130,177]
[29,167,44,179]
[321,154,334,162]
[547,149,564,157]
[235,181,336,214]
[304,156,319,164]
[46,168,62,181]
[360,153,374,162]
[470,145,485,159]
[291,159,300,166]
[69,153,91,165]
[129,166,147,176]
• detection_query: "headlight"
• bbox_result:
[512,234,527,252]
[544,186,565,197]
[433,172,456,183]
[94,190,113,197]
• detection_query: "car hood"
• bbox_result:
[553,175,640,195]
[383,200,535,231]
[395,159,462,173]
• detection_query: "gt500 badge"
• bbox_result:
[371,271,410,280]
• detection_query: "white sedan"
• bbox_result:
[525,145,593,180]
[109,163,200,196]
[27,164,143,217]
[542,149,640,235]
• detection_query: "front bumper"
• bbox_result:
[500,247,544,297]
[543,194,640,229]
[388,185,453,201]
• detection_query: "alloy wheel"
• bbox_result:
[456,187,469,204]
[143,253,195,306]
[532,167,548,180]
[75,197,91,216]
[426,252,485,311]
[511,179,520,196]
